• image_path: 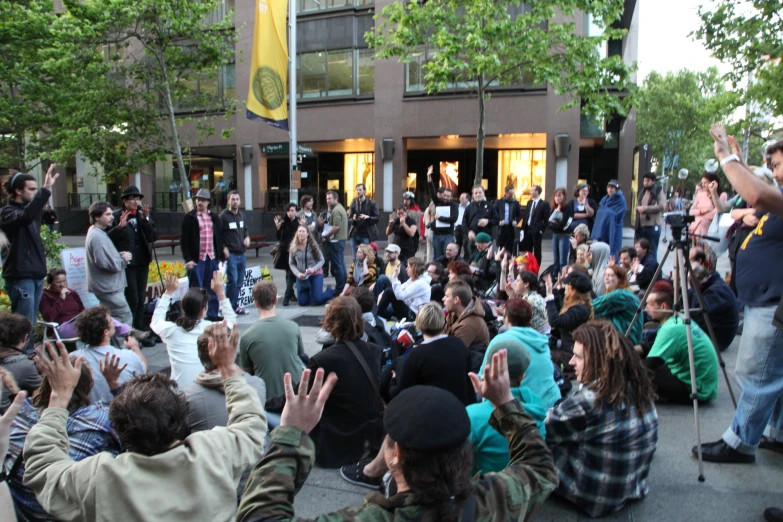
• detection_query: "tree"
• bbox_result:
[61,0,238,194]
[635,68,737,190]
[695,0,783,118]
[367,0,635,186]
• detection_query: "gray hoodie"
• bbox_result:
[86,225,128,294]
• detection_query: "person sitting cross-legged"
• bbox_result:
[639,282,719,403]
[22,323,268,522]
[687,243,739,351]
[546,320,659,518]
[443,279,490,352]
[236,350,558,521]
[4,346,121,521]
[377,257,431,321]
[468,339,547,474]
[592,265,644,345]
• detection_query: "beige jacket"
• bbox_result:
[23,376,267,522]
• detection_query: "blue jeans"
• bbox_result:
[552,233,571,275]
[432,233,455,261]
[351,236,370,258]
[187,256,220,318]
[636,226,662,261]
[225,253,247,310]
[296,273,334,306]
[329,240,347,291]
[722,305,783,453]
[5,278,43,353]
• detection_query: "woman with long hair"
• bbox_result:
[499,263,549,334]
[546,321,658,517]
[289,225,333,306]
[274,202,300,306]
[569,183,595,233]
[341,243,378,296]
[549,187,573,275]
[592,265,643,344]
[543,270,593,379]
[151,270,236,388]
[689,171,727,237]
[4,349,121,521]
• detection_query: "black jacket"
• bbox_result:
[428,181,459,235]
[108,207,158,267]
[688,271,739,351]
[495,198,523,228]
[180,210,225,264]
[0,188,50,280]
[522,199,551,236]
[636,252,660,290]
[348,197,379,241]
[546,299,591,354]
[396,336,476,406]
[464,200,497,236]
[274,216,298,270]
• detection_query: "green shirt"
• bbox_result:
[647,316,718,401]
[239,315,305,398]
[328,203,349,241]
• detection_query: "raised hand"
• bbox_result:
[280,367,338,433]
[727,135,745,162]
[34,341,83,409]
[0,380,26,460]
[427,165,434,180]
[43,162,59,189]
[544,273,554,296]
[468,349,513,408]
[494,246,505,262]
[119,211,130,228]
[709,123,731,159]
[207,320,241,378]
[608,255,616,267]
[142,204,150,216]
[99,353,128,390]
[211,270,226,300]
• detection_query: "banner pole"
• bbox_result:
[288,0,298,205]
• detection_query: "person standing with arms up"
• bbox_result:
[0,163,59,352]
[220,191,249,315]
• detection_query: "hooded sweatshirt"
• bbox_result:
[593,288,643,345]
[467,385,547,474]
[479,327,560,409]
[445,296,490,349]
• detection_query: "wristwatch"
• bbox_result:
[720,154,740,167]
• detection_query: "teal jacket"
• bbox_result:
[592,289,643,345]
[480,327,560,409]
[467,386,547,474]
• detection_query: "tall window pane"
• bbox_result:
[327,49,353,96]
[357,49,375,96]
[222,64,236,101]
[301,52,327,98]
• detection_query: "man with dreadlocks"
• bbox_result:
[545,320,659,517]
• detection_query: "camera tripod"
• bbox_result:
[625,226,737,482]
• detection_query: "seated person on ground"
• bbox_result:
[443,280,490,351]
[632,238,660,290]
[22,325,267,522]
[341,243,378,296]
[0,313,41,414]
[151,271,237,389]
[4,348,120,521]
[340,301,477,489]
[546,321,659,518]
[240,281,305,400]
[469,232,499,293]
[687,244,738,351]
[498,261,549,335]
[592,265,644,345]
[447,259,473,283]
[237,352,558,521]
[40,267,137,340]
[377,257,431,321]
[617,247,640,292]
[468,339,547,474]
[543,271,594,380]
[481,297,560,409]
[372,244,407,299]
[433,241,463,268]
[640,282,719,403]
[315,286,392,351]
[73,306,147,404]
[426,262,446,303]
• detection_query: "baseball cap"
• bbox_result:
[607,179,620,189]
[385,244,401,254]
[562,271,592,293]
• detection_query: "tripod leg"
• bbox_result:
[625,241,674,338]
[683,262,738,409]
[677,251,706,482]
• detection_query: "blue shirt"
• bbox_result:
[736,201,783,306]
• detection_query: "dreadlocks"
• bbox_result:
[572,320,657,414]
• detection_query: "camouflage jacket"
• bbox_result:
[236,400,558,521]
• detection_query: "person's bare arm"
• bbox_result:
[711,125,783,216]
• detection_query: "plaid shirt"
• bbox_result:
[545,385,658,518]
[3,399,121,520]
[196,211,215,260]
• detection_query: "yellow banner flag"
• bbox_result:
[246,0,288,130]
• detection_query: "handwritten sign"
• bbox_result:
[60,248,100,308]
[237,266,264,308]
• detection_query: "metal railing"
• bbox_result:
[66,192,120,211]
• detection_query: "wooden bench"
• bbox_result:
[153,233,181,255]
[248,234,271,257]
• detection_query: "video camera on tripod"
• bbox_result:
[663,211,695,241]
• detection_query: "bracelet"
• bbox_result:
[719,154,740,166]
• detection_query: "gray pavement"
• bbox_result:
[55,230,781,521]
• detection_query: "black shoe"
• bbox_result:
[764,507,783,522]
[759,436,783,455]
[140,336,157,347]
[283,296,290,307]
[340,460,383,490]
[694,440,755,463]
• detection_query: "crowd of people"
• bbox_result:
[0,127,780,521]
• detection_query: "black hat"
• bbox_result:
[562,271,592,293]
[121,185,144,199]
[384,385,470,452]
[607,179,620,189]
[643,172,657,181]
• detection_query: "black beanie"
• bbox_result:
[383,385,471,452]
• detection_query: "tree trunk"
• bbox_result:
[160,57,190,203]
[474,77,486,188]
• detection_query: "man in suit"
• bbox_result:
[521,185,550,265]
[495,185,523,255]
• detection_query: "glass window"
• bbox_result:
[405,47,426,92]
[301,52,327,98]
[328,49,353,96]
[297,0,372,14]
[345,153,375,200]
[222,63,236,101]
[357,49,375,96]
[497,150,546,205]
